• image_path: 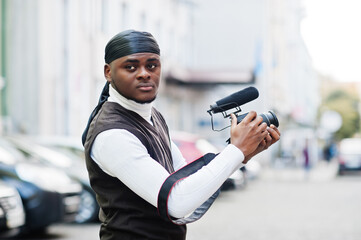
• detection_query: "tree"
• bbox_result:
[321,89,360,140]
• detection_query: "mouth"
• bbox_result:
[137,83,154,92]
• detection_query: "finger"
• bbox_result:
[267,127,280,141]
[259,139,266,147]
[265,133,272,142]
[259,122,268,132]
[259,128,269,140]
[242,111,257,124]
[230,113,237,129]
[270,124,281,135]
[250,115,263,126]
[265,134,273,147]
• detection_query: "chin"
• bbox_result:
[133,96,157,104]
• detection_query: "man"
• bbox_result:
[83,30,280,240]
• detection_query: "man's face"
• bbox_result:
[104,52,161,103]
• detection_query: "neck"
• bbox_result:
[108,84,153,123]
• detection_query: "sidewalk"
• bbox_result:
[259,160,339,182]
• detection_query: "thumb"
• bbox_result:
[230,113,237,129]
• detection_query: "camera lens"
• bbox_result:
[236,110,279,127]
[260,111,279,127]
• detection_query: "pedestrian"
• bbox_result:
[82,29,281,240]
[303,138,311,179]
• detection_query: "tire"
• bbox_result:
[75,189,99,223]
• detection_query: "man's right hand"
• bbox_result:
[230,112,268,159]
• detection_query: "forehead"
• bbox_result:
[112,52,160,65]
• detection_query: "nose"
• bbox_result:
[136,66,151,80]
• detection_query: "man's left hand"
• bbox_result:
[242,124,281,164]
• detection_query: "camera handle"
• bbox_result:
[207,107,243,132]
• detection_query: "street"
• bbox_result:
[14,161,361,240]
[187,162,361,240]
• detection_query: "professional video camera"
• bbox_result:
[207,86,279,132]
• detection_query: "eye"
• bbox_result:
[147,63,158,69]
[125,65,136,71]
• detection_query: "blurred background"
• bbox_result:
[0,0,361,239]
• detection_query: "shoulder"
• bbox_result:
[151,107,167,123]
[94,129,143,149]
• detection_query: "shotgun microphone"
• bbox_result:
[209,87,259,114]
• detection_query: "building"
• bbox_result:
[1,0,319,162]
[0,0,195,136]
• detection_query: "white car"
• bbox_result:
[0,181,25,237]
[338,138,361,174]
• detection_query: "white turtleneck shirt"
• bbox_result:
[90,85,245,218]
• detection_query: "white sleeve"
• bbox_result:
[91,129,244,218]
[91,129,170,207]
[167,145,244,218]
[170,140,187,171]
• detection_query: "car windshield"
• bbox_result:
[6,138,73,168]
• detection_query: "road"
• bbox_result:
[13,161,361,240]
[187,162,361,240]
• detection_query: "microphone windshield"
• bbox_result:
[210,87,259,113]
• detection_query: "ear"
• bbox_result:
[104,64,112,83]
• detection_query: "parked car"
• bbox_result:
[0,138,82,233]
[0,206,5,232]
[338,138,361,174]
[31,136,85,160]
[0,206,5,231]
[6,135,99,223]
[170,131,246,190]
[0,180,25,237]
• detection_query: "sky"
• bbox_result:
[301,0,361,82]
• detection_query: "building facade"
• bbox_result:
[0,0,196,136]
[1,0,319,162]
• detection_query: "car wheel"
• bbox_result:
[75,189,98,223]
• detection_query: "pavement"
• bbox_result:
[187,159,361,240]
[259,159,339,182]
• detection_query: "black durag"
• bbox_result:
[82,30,160,145]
